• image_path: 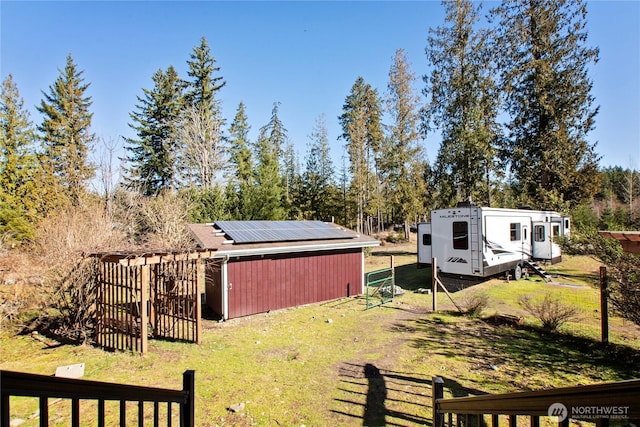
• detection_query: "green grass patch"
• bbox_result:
[1,250,638,426]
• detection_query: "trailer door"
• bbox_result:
[532,222,561,261]
[417,223,432,268]
[521,224,530,259]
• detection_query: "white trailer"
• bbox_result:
[417,203,570,280]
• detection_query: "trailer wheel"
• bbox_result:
[513,264,522,281]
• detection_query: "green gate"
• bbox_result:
[365,267,395,309]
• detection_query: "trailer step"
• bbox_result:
[524,261,553,282]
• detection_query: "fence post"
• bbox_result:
[432,257,438,312]
[600,266,609,344]
[182,370,195,427]
[432,376,444,427]
[390,255,395,298]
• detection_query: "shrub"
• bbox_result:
[519,293,580,331]
[460,293,489,317]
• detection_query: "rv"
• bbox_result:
[417,203,570,280]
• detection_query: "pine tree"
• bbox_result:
[282,142,303,219]
[492,0,600,209]
[0,75,40,241]
[37,54,95,205]
[424,0,501,208]
[226,102,254,219]
[124,66,184,195]
[385,49,426,238]
[180,37,226,189]
[339,77,384,234]
[302,114,338,221]
[249,102,287,220]
[185,37,226,111]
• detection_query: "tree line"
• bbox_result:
[1,0,638,247]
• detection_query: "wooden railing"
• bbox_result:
[432,376,640,427]
[1,370,194,427]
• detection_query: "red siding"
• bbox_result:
[226,249,362,319]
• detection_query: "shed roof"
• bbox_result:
[598,231,640,254]
[189,221,379,257]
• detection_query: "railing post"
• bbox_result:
[433,376,445,427]
[600,266,609,344]
[182,370,195,427]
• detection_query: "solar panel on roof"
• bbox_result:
[214,220,356,244]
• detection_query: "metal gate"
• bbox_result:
[365,267,395,309]
[94,251,212,354]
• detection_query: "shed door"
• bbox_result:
[205,259,224,319]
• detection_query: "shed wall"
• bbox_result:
[225,249,362,319]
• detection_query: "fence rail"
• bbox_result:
[432,376,640,427]
[1,370,194,427]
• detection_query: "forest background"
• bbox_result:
[0,0,638,257]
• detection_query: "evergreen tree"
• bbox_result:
[180,37,226,188]
[0,75,40,241]
[226,102,255,219]
[185,36,226,111]
[385,49,426,238]
[492,0,600,209]
[251,102,287,220]
[282,142,303,219]
[124,66,184,195]
[424,0,501,208]
[37,54,95,205]
[338,77,384,234]
[302,114,339,221]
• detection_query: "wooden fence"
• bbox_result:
[1,370,195,427]
[432,376,640,427]
[93,250,214,354]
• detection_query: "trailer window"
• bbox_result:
[422,234,431,246]
[534,225,546,242]
[453,221,468,250]
[510,223,521,241]
[552,224,560,237]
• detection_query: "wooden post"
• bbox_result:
[390,255,395,298]
[600,266,609,344]
[432,376,444,427]
[140,265,150,355]
[432,257,438,312]
[196,259,203,345]
[182,370,196,427]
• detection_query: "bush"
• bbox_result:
[385,232,403,243]
[519,293,580,331]
[460,293,489,317]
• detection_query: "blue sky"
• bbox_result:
[1,1,639,179]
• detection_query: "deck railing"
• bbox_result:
[0,370,194,427]
[432,376,640,427]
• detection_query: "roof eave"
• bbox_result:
[212,239,380,258]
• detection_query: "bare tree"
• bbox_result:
[177,105,225,189]
[94,136,121,218]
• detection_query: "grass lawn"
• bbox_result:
[1,240,639,426]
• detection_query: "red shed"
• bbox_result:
[189,221,379,320]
